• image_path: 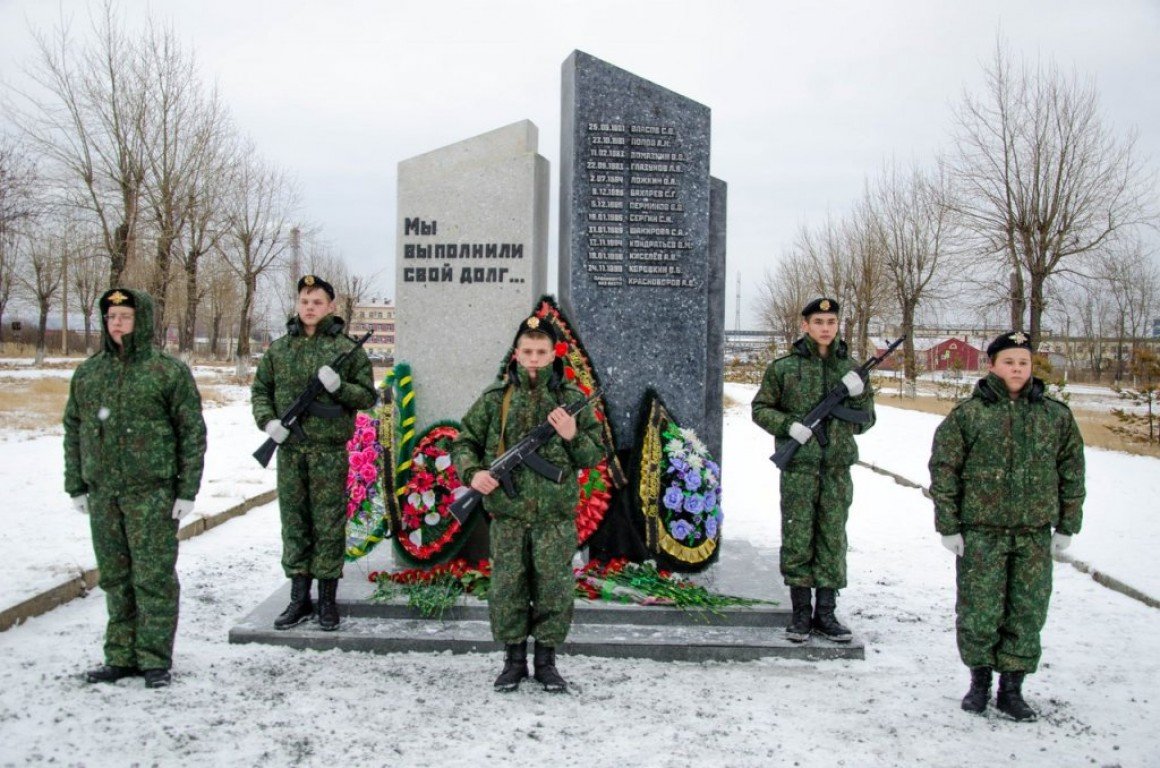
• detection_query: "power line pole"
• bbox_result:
[734,272,741,331]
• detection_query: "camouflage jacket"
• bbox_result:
[929,373,1085,536]
[751,336,876,468]
[451,366,604,523]
[251,314,377,449]
[63,289,207,500]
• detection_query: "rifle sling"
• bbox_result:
[496,385,515,456]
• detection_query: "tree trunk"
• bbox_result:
[901,301,917,383]
[179,251,200,354]
[83,313,94,354]
[1009,268,1025,332]
[210,311,222,358]
[35,301,49,365]
[151,235,175,347]
[110,222,131,287]
[235,273,257,370]
[1028,272,1047,351]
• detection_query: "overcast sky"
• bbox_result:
[2,0,1157,327]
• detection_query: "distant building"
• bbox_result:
[924,337,983,372]
[348,298,395,362]
[1153,317,1160,339]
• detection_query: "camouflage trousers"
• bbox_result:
[89,486,180,671]
[956,528,1053,673]
[276,446,348,580]
[488,517,575,646]
[778,466,853,589]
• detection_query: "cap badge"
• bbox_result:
[1009,331,1028,345]
[526,316,540,329]
[303,275,316,286]
[820,299,831,311]
[107,290,129,305]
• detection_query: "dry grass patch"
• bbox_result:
[0,377,70,432]
[882,393,1160,459]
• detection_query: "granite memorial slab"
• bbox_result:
[559,50,723,455]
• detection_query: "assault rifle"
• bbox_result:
[448,387,604,525]
[769,336,905,471]
[252,330,374,468]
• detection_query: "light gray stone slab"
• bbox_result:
[395,120,549,430]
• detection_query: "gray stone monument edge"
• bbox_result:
[705,176,727,463]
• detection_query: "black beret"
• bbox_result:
[986,331,1032,359]
[99,288,136,315]
[802,297,839,317]
[513,314,558,344]
[297,274,335,300]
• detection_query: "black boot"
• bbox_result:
[143,669,172,689]
[786,586,813,643]
[317,578,340,631]
[493,640,529,692]
[961,667,992,713]
[812,587,853,642]
[533,642,567,693]
[274,575,313,630]
[996,671,1037,721]
[85,664,139,684]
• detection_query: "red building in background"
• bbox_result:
[870,336,985,373]
[924,337,983,372]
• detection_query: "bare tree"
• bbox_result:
[17,224,69,364]
[204,251,239,359]
[70,231,106,354]
[0,137,40,343]
[951,40,1156,349]
[17,2,149,287]
[842,191,893,359]
[138,20,233,346]
[218,148,298,370]
[756,249,815,354]
[872,160,955,382]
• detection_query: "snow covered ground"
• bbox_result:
[0,379,1157,767]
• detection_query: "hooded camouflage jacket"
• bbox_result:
[63,289,207,500]
[751,336,876,468]
[929,373,1085,536]
[451,366,604,523]
[251,313,376,448]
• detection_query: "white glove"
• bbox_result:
[788,422,813,445]
[1051,533,1072,555]
[318,365,341,393]
[941,533,964,557]
[72,494,89,514]
[841,370,865,397]
[264,420,290,444]
[172,499,195,520]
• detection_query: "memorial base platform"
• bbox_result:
[228,540,864,661]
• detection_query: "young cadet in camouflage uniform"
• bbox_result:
[63,288,207,689]
[751,297,876,643]
[252,275,376,632]
[451,316,604,693]
[929,331,1085,721]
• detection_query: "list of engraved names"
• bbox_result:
[583,122,696,290]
